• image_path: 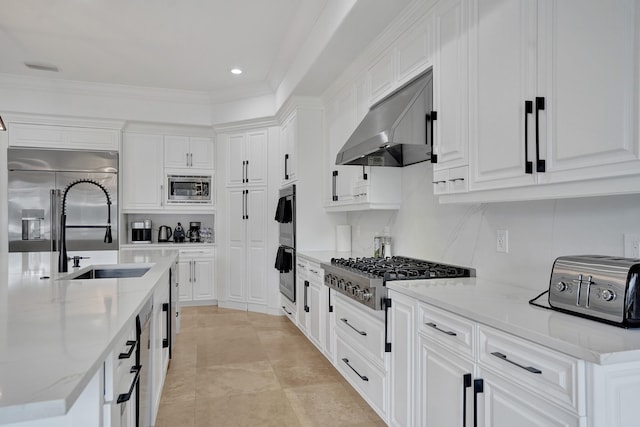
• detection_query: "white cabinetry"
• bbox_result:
[296,256,325,352]
[177,248,215,304]
[223,187,268,311]
[122,133,164,210]
[388,293,415,427]
[467,0,640,197]
[431,0,470,196]
[151,272,170,426]
[225,129,268,187]
[9,122,121,150]
[279,112,297,186]
[164,135,214,170]
[103,321,138,427]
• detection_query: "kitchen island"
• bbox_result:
[0,249,178,426]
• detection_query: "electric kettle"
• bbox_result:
[158,225,172,243]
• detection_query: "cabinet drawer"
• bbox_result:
[478,325,584,415]
[334,295,385,366]
[281,295,296,324]
[432,169,449,195]
[336,336,387,418]
[306,261,323,283]
[448,166,468,193]
[418,302,475,359]
[104,327,137,402]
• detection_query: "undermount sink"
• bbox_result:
[62,264,153,280]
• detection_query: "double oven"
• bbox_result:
[274,184,296,302]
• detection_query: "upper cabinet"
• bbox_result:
[431,0,470,196]
[122,133,164,211]
[280,112,298,186]
[463,0,640,200]
[164,135,214,171]
[225,129,268,187]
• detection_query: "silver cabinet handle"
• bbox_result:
[341,358,368,381]
[186,153,189,167]
[490,351,542,374]
[425,322,457,336]
[160,184,164,206]
[340,318,367,336]
[189,153,193,167]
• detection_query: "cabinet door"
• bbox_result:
[189,137,214,170]
[432,0,469,170]
[193,258,214,300]
[122,133,164,210]
[538,0,640,184]
[389,293,415,427]
[369,50,395,104]
[478,369,581,427]
[177,259,192,302]
[164,135,191,169]
[280,114,297,185]
[307,280,324,351]
[246,188,267,304]
[227,189,246,302]
[468,0,537,190]
[246,130,268,186]
[324,288,336,362]
[418,336,475,427]
[396,16,432,87]
[226,133,246,186]
[326,87,359,204]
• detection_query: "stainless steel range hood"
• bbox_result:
[335,70,434,167]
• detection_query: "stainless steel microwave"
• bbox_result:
[166,174,212,204]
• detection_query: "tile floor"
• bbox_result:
[155,306,387,427]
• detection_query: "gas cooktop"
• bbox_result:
[321,256,475,310]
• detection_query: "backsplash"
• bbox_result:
[347,163,640,291]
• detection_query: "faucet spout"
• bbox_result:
[58,179,113,273]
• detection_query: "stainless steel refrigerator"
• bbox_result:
[8,147,118,253]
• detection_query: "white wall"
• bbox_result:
[347,162,640,291]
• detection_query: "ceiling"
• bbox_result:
[0,0,413,102]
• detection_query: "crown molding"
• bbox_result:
[275,96,324,123]
[213,117,280,134]
[123,121,214,137]
[1,111,125,130]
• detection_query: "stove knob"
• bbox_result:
[350,285,360,296]
[555,281,568,292]
[601,289,616,302]
[345,282,354,292]
[360,290,371,301]
[338,279,345,290]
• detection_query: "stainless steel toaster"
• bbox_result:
[548,255,640,327]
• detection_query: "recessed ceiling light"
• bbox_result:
[24,61,59,72]
[230,68,242,75]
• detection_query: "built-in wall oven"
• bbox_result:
[274,184,296,302]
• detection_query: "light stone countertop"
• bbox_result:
[0,249,178,425]
[296,250,370,265]
[388,277,640,365]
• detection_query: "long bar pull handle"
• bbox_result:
[383,298,392,352]
[117,366,141,404]
[340,318,367,335]
[119,340,137,359]
[186,153,190,168]
[190,153,193,167]
[430,111,438,163]
[425,322,457,336]
[463,373,472,427]
[192,260,197,284]
[535,97,546,172]
[242,190,247,220]
[50,189,60,251]
[473,379,484,427]
[162,303,169,348]
[245,190,249,220]
[304,280,310,312]
[341,358,369,382]
[332,170,338,201]
[245,160,249,182]
[490,351,542,374]
[284,154,289,180]
[524,100,533,174]
[328,288,333,313]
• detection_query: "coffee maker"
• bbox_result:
[187,221,201,242]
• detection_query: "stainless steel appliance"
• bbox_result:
[275,184,296,302]
[173,222,185,243]
[158,225,172,243]
[166,174,211,204]
[546,255,640,327]
[322,256,474,310]
[8,148,118,252]
[335,70,435,167]
[187,221,201,242]
[131,220,153,243]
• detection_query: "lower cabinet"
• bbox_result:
[103,323,138,427]
[151,271,171,425]
[295,256,326,353]
[177,248,215,303]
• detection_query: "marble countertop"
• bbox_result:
[297,250,370,265]
[0,249,178,425]
[388,277,640,365]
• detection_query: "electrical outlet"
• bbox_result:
[496,229,509,253]
[624,233,640,258]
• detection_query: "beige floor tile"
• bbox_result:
[155,397,195,427]
[196,336,268,367]
[195,360,281,398]
[284,382,378,427]
[195,390,301,427]
[271,357,342,388]
[160,364,196,402]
